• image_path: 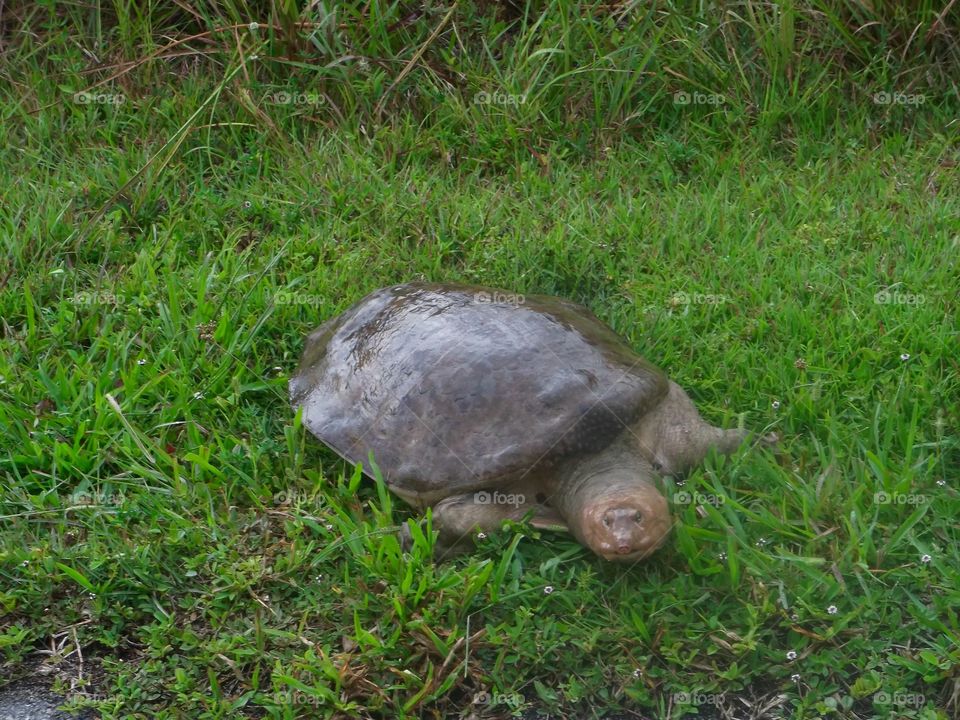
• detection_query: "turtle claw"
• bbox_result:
[398,522,414,553]
[398,518,470,561]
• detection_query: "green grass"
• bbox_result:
[1,2,959,718]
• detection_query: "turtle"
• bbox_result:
[290,282,772,562]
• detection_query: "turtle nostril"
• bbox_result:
[617,544,631,554]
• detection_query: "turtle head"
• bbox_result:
[565,466,671,562]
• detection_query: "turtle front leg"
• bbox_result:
[403,491,566,560]
[634,381,778,476]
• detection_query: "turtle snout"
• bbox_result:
[612,522,640,555]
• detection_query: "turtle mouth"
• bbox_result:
[595,533,669,562]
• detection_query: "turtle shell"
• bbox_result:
[290,283,667,503]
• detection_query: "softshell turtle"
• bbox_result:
[291,282,766,562]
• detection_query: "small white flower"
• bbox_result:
[920,554,931,563]
[791,673,801,682]
[632,668,642,679]
[137,359,147,366]
[791,613,799,622]
[243,201,252,209]
[544,585,554,595]
[248,22,259,31]
[827,605,837,615]
[936,479,945,487]
[324,524,334,531]
[771,400,781,410]
[193,391,204,400]
[718,552,727,561]
[21,560,28,566]
[756,537,768,547]
[476,532,487,540]
[314,575,323,582]
[786,650,797,661]
[900,353,910,361]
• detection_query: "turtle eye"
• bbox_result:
[603,514,612,527]
[634,511,643,523]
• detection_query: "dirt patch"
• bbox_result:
[0,654,100,720]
